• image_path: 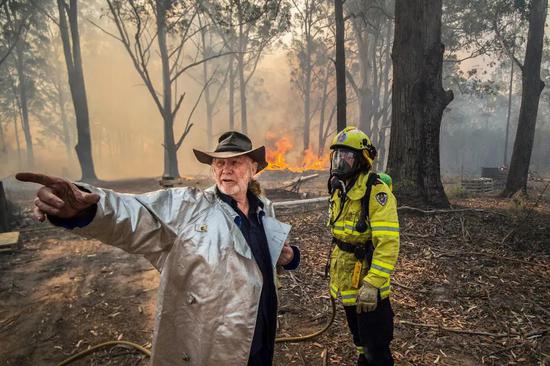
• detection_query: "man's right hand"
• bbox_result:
[16,172,100,222]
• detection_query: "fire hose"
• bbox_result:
[55,296,336,366]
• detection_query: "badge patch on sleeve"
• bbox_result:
[375,192,388,206]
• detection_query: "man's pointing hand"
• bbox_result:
[16,172,100,222]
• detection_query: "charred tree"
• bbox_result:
[501,0,547,197]
[57,0,97,182]
[387,0,453,208]
[334,0,346,132]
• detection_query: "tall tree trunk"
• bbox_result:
[387,0,453,208]
[318,66,330,156]
[237,53,248,134]
[501,0,547,197]
[334,0,346,132]
[503,60,514,167]
[351,19,373,133]
[200,29,214,149]
[57,0,97,181]
[11,99,22,164]
[236,1,248,134]
[303,51,312,152]
[229,56,235,130]
[14,44,33,167]
[198,16,215,149]
[156,0,180,178]
[55,73,73,161]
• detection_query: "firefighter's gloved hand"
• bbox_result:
[356,281,378,313]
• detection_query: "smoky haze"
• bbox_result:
[1,2,549,182]
[1,15,302,180]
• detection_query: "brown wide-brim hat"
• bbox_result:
[193,131,268,173]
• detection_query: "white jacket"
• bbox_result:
[71,184,291,366]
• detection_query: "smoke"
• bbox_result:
[1,17,298,181]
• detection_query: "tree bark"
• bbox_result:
[11,99,22,164]
[501,0,547,197]
[237,53,248,134]
[200,24,214,149]
[229,56,235,131]
[156,0,180,178]
[14,42,33,167]
[57,0,97,182]
[387,0,453,208]
[503,60,514,167]
[334,0,346,132]
[318,66,330,156]
[303,39,312,152]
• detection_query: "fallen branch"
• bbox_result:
[435,251,549,268]
[398,320,508,337]
[393,280,429,294]
[399,321,550,340]
[486,343,526,357]
[398,206,507,217]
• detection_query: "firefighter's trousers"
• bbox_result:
[343,297,394,366]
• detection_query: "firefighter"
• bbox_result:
[327,126,399,366]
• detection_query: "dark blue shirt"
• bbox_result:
[216,188,277,364]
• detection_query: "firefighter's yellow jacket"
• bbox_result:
[328,171,400,305]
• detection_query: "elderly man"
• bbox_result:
[16,131,300,366]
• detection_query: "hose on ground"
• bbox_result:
[57,296,336,365]
[55,340,151,366]
[276,296,336,343]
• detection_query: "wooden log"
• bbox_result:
[0,231,20,253]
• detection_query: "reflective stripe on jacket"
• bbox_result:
[70,184,290,366]
[328,172,399,304]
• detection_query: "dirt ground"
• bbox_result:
[1,177,549,366]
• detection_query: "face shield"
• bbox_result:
[330,148,363,178]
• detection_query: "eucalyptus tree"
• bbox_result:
[287,0,333,152]
[501,0,547,196]
[104,0,232,178]
[345,0,394,167]
[56,0,97,181]
[442,0,548,196]
[192,10,231,149]
[0,0,42,167]
[387,0,453,208]
[204,0,291,134]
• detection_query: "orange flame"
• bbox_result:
[265,133,329,172]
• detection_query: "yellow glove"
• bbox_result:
[356,281,378,313]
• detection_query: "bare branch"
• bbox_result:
[85,17,123,42]
[170,51,235,83]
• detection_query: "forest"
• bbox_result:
[0,0,549,365]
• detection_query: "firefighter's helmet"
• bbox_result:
[329,127,377,178]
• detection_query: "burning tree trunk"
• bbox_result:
[57,0,97,182]
[387,0,453,208]
[501,0,547,197]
